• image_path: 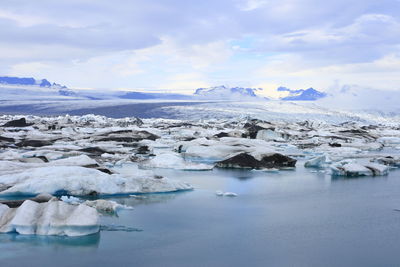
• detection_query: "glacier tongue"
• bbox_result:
[0,199,99,236]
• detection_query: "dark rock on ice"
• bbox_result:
[2,118,33,127]
[137,145,150,154]
[216,153,262,169]
[0,136,15,143]
[329,143,342,147]
[216,153,296,169]
[260,153,297,168]
[16,139,54,147]
[97,131,160,142]
[243,123,266,139]
[214,132,230,138]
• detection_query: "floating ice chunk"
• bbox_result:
[331,163,373,177]
[0,166,193,196]
[142,152,213,170]
[223,192,238,197]
[373,156,400,167]
[215,190,224,196]
[215,190,238,197]
[256,129,285,142]
[101,153,116,159]
[84,199,132,214]
[216,152,296,169]
[0,200,99,236]
[179,137,276,163]
[61,195,82,205]
[304,155,331,168]
[331,158,390,177]
[364,163,389,176]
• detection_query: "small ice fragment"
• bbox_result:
[60,195,81,204]
[84,199,133,214]
[215,190,224,196]
[223,192,238,197]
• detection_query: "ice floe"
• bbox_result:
[141,152,213,170]
[0,166,192,196]
[330,160,389,177]
[215,191,238,197]
[0,199,99,236]
[83,199,132,214]
[304,155,331,168]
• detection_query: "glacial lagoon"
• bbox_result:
[2,164,400,267]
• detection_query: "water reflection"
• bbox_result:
[110,191,190,207]
[0,232,100,249]
[331,175,389,182]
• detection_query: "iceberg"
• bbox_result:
[0,166,193,196]
[0,199,99,236]
[330,160,389,177]
[84,199,132,214]
[141,152,213,170]
[304,155,331,168]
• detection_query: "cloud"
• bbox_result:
[0,0,399,92]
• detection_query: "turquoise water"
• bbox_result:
[2,163,400,267]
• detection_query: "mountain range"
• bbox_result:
[0,76,327,101]
[0,76,67,89]
[276,87,327,101]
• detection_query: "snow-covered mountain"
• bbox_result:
[194,86,265,100]
[193,85,327,101]
[0,76,81,100]
[1,76,329,102]
[276,87,327,101]
[0,76,67,89]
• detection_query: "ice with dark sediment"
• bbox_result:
[1,114,400,195]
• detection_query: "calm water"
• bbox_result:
[2,162,400,267]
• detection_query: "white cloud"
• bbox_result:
[0,0,399,92]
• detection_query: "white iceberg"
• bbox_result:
[0,166,193,196]
[330,160,388,177]
[179,137,275,162]
[304,155,331,168]
[60,195,82,205]
[223,192,238,197]
[215,190,238,197]
[84,199,132,214]
[0,199,99,236]
[215,190,224,196]
[142,152,213,170]
[364,163,389,176]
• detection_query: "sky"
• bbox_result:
[0,0,399,95]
